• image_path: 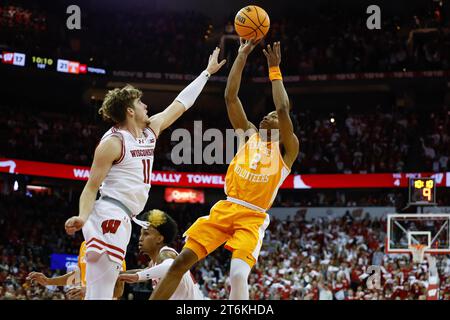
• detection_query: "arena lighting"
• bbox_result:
[26,185,51,194]
[13,180,19,191]
[26,185,49,191]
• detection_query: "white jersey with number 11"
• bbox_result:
[99,127,157,216]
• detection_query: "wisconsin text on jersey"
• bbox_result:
[130,149,154,157]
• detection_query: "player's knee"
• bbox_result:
[230,258,251,284]
[85,251,102,263]
[230,268,248,283]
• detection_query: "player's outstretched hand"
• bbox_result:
[27,272,49,286]
[238,37,261,56]
[66,287,86,300]
[262,41,281,67]
[64,216,85,235]
[118,273,139,283]
[206,47,226,75]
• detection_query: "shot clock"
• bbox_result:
[408,177,436,205]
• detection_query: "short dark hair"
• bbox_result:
[98,85,142,124]
[142,209,178,245]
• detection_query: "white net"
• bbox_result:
[410,244,428,264]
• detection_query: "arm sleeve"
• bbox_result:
[136,258,174,282]
[175,70,210,110]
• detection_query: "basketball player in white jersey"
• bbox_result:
[119,209,204,300]
[426,255,440,300]
[64,47,226,300]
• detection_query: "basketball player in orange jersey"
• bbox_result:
[64,47,226,299]
[150,39,299,300]
[26,241,126,300]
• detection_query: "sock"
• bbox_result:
[229,258,251,300]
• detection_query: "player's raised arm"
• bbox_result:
[224,38,259,132]
[64,136,122,235]
[148,47,226,136]
[263,41,299,168]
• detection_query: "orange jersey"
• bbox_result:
[78,241,126,286]
[225,133,290,211]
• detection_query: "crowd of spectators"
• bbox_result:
[1,103,448,175]
[0,4,46,31]
[0,106,102,166]
[0,2,449,75]
[0,193,83,300]
[193,211,450,300]
[293,104,449,174]
[248,8,449,76]
[1,193,449,300]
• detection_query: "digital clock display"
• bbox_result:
[31,56,54,69]
[409,178,436,205]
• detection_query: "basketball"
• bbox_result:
[234,5,270,40]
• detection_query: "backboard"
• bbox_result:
[386,213,450,255]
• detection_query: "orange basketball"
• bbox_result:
[234,5,270,40]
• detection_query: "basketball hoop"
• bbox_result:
[409,244,428,264]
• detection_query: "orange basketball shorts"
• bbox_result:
[183,200,270,268]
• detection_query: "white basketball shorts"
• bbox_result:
[82,199,132,265]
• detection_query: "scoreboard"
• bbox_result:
[408,177,436,205]
[56,59,87,74]
[1,50,105,75]
[1,51,26,66]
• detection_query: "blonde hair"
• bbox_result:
[98,85,142,124]
[147,209,167,228]
[143,209,178,244]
